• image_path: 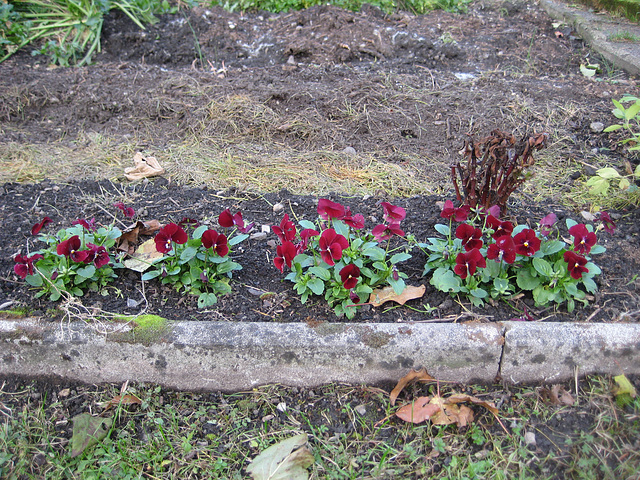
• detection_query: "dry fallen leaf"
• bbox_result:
[429,396,475,427]
[124,152,165,181]
[395,396,440,424]
[117,220,162,254]
[390,368,435,405]
[70,414,112,458]
[123,238,164,272]
[102,394,143,411]
[369,284,425,307]
[247,433,314,480]
[540,385,575,406]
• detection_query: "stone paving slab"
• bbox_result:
[1,317,639,390]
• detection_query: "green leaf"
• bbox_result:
[388,277,405,295]
[299,220,316,230]
[307,278,325,295]
[372,261,388,271]
[540,240,565,256]
[363,246,386,261]
[624,100,640,121]
[228,234,248,246]
[390,252,411,264]
[586,176,609,196]
[76,265,96,279]
[603,124,623,132]
[217,261,242,275]
[470,288,488,299]
[430,267,461,293]
[434,223,450,236]
[332,220,349,238]
[247,433,314,480]
[70,413,112,458]
[634,164,640,178]
[532,258,553,277]
[493,277,510,294]
[579,64,597,77]
[198,292,217,308]
[192,225,208,239]
[589,245,606,255]
[581,276,598,293]
[26,274,44,287]
[179,246,197,263]
[597,167,621,179]
[619,177,631,190]
[517,268,541,290]
[585,262,601,275]
[141,270,161,281]
[308,266,331,281]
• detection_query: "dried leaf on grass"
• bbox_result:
[101,394,143,411]
[390,368,435,405]
[539,385,575,406]
[369,284,425,307]
[613,374,637,407]
[70,413,112,458]
[395,396,440,423]
[117,220,162,254]
[247,433,314,480]
[123,238,163,272]
[124,152,165,181]
[395,393,497,427]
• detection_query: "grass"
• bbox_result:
[607,30,640,42]
[0,375,638,478]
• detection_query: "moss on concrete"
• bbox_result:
[111,314,171,346]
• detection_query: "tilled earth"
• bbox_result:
[1,0,639,323]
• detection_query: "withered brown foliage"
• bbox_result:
[451,130,548,211]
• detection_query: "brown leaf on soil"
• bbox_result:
[369,284,425,307]
[102,394,143,411]
[395,396,440,423]
[539,385,575,406]
[390,367,435,405]
[117,220,162,254]
[123,238,163,272]
[445,393,500,415]
[124,152,165,181]
[429,395,475,427]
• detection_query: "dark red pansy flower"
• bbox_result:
[455,223,483,251]
[380,202,406,223]
[13,253,43,279]
[486,235,516,264]
[319,228,348,266]
[218,209,234,228]
[563,251,589,279]
[72,218,96,231]
[440,200,470,222]
[113,202,135,218]
[317,199,346,220]
[201,229,229,257]
[539,213,558,236]
[454,248,486,279]
[57,235,90,263]
[86,243,110,268]
[339,264,360,289]
[569,224,597,255]
[274,241,297,272]
[372,222,405,242]
[155,223,188,254]
[31,216,52,235]
[349,290,360,304]
[513,229,541,256]
[272,214,297,243]
[342,208,365,230]
[485,215,513,239]
[598,211,616,234]
[299,228,319,250]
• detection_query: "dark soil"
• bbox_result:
[1,0,639,323]
[2,179,639,323]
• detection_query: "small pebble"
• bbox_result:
[273,203,284,213]
[590,121,605,133]
[524,431,536,446]
[343,146,357,155]
[355,405,367,415]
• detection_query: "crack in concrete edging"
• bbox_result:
[1,317,639,390]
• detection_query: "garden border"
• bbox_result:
[1,317,638,390]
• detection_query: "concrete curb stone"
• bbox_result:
[541,0,640,76]
[1,317,639,390]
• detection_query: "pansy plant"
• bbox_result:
[15,210,125,301]
[141,209,250,308]
[421,201,612,312]
[272,199,412,319]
